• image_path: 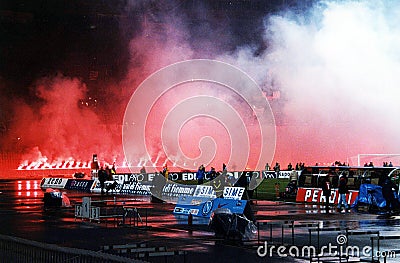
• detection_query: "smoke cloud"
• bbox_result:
[6,75,121,163]
[2,0,400,174]
[262,0,400,165]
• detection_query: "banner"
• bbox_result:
[40,178,68,189]
[111,170,302,183]
[157,182,197,198]
[261,170,301,179]
[65,179,94,192]
[119,181,152,195]
[223,187,245,200]
[173,196,213,217]
[112,171,252,182]
[112,173,156,183]
[193,185,216,198]
[91,180,123,194]
[296,187,359,205]
[173,197,248,218]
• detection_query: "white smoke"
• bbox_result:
[228,0,400,164]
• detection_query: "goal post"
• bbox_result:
[356,154,400,167]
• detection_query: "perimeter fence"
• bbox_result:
[0,234,146,263]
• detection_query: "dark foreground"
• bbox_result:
[1,179,400,262]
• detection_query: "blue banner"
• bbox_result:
[173,197,247,218]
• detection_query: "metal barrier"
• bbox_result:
[75,197,147,227]
[370,235,400,263]
[255,221,399,263]
[101,242,187,262]
[256,221,320,245]
[0,234,145,263]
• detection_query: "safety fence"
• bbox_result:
[253,220,400,263]
[74,197,148,227]
[0,234,146,263]
[101,242,187,262]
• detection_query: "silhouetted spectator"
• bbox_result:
[98,167,106,194]
[321,173,332,213]
[197,164,205,184]
[337,174,349,212]
[208,167,217,180]
[273,162,280,178]
[382,177,399,214]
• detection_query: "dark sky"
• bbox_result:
[1,0,131,91]
[0,0,296,133]
[0,0,299,90]
[1,0,275,146]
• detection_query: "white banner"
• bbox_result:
[41,178,68,189]
[223,187,245,200]
[193,185,216,198]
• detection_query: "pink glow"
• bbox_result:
[2,1,400,179]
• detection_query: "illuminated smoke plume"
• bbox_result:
[123,60,275,172]
[123,0,400,169]
[261,0,400,165]
[9,75,121,166]
[121,2,276,172]
[2,0,400,175]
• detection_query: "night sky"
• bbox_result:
[1,0,399,172]
[1,0,286,97]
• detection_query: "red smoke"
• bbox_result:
[6,75,122,168]
[3,1,400,179]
